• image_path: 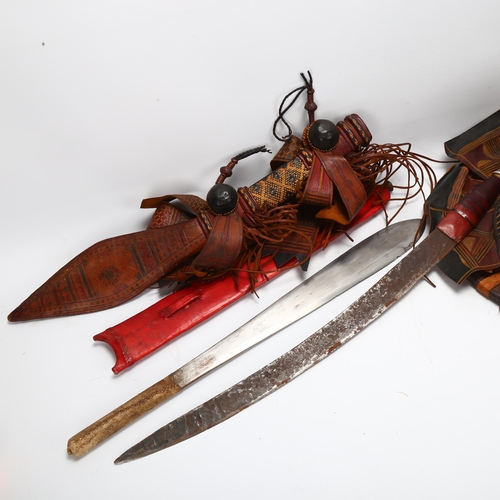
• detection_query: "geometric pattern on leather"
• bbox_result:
[245,157,309,212]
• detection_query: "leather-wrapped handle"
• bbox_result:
[437,173,500,242]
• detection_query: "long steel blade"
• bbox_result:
[112,229,458,464]
[174,218,421,386]
[67,219,420,458]
[115,173,500,464]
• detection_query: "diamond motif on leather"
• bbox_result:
[247,158,308,212]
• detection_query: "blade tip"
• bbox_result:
[114,451,134,465]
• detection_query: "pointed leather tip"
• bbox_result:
[7,304,49,322]
[7,308,25,322]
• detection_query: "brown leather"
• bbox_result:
[141,194,209,215]
[8,219,207,321]
[142,116,373,283]
[192,211,243,275]
[8,101,382,321]
[269,135,303,171]
[433,105,500,306]
[427,105,500,307]
[425,164,500,305]
[315,152,367,225]
[299,154,334,207]
[94,186,393,374]
[468,271,500,305]
[445,109,500,179]
[11,74,431,321]
[146,201,193,230]
[263,215,319,270]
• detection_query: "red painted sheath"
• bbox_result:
[94,187,391,373]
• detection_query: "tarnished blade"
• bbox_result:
[67,219,420,458]
[115,229,453,464]
[174,218,422,387]
[114,166,500,465]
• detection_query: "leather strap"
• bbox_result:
[146,201,193,229]
[269,135,303,171]
[192,211,243,275]
[315,152,367,224]
[299,154,334,207]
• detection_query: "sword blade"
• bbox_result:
[115,229,450,464]
[174,218,421,387]
[67,219,420,458]
[114,170,500,464]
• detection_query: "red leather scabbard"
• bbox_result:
[94,186,391,373]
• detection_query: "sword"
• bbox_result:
[67,218,421,458]
[114,173,500,464]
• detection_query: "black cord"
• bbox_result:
[272,71,313,142]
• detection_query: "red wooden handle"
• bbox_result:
[437,174,500,242]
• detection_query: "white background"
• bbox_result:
[2,1,500,498]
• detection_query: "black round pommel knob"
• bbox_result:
[207,184,238,215]
[308,119,339,151]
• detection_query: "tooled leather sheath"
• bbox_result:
[8,219,207,321]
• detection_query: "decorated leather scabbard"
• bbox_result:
[8,73,437,325]
[8,113,373,321]
[7,219,208,321]
[140,113,372,274]
[425,109,500,305]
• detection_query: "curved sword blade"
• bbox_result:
[68,219,420,458]
[113,229,452,464]
[115,164,500,465]
[173,218,421,386]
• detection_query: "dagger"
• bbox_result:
[114,173,500,464]
[67,218,421,458]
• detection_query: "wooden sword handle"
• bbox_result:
[67,374,182,458]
